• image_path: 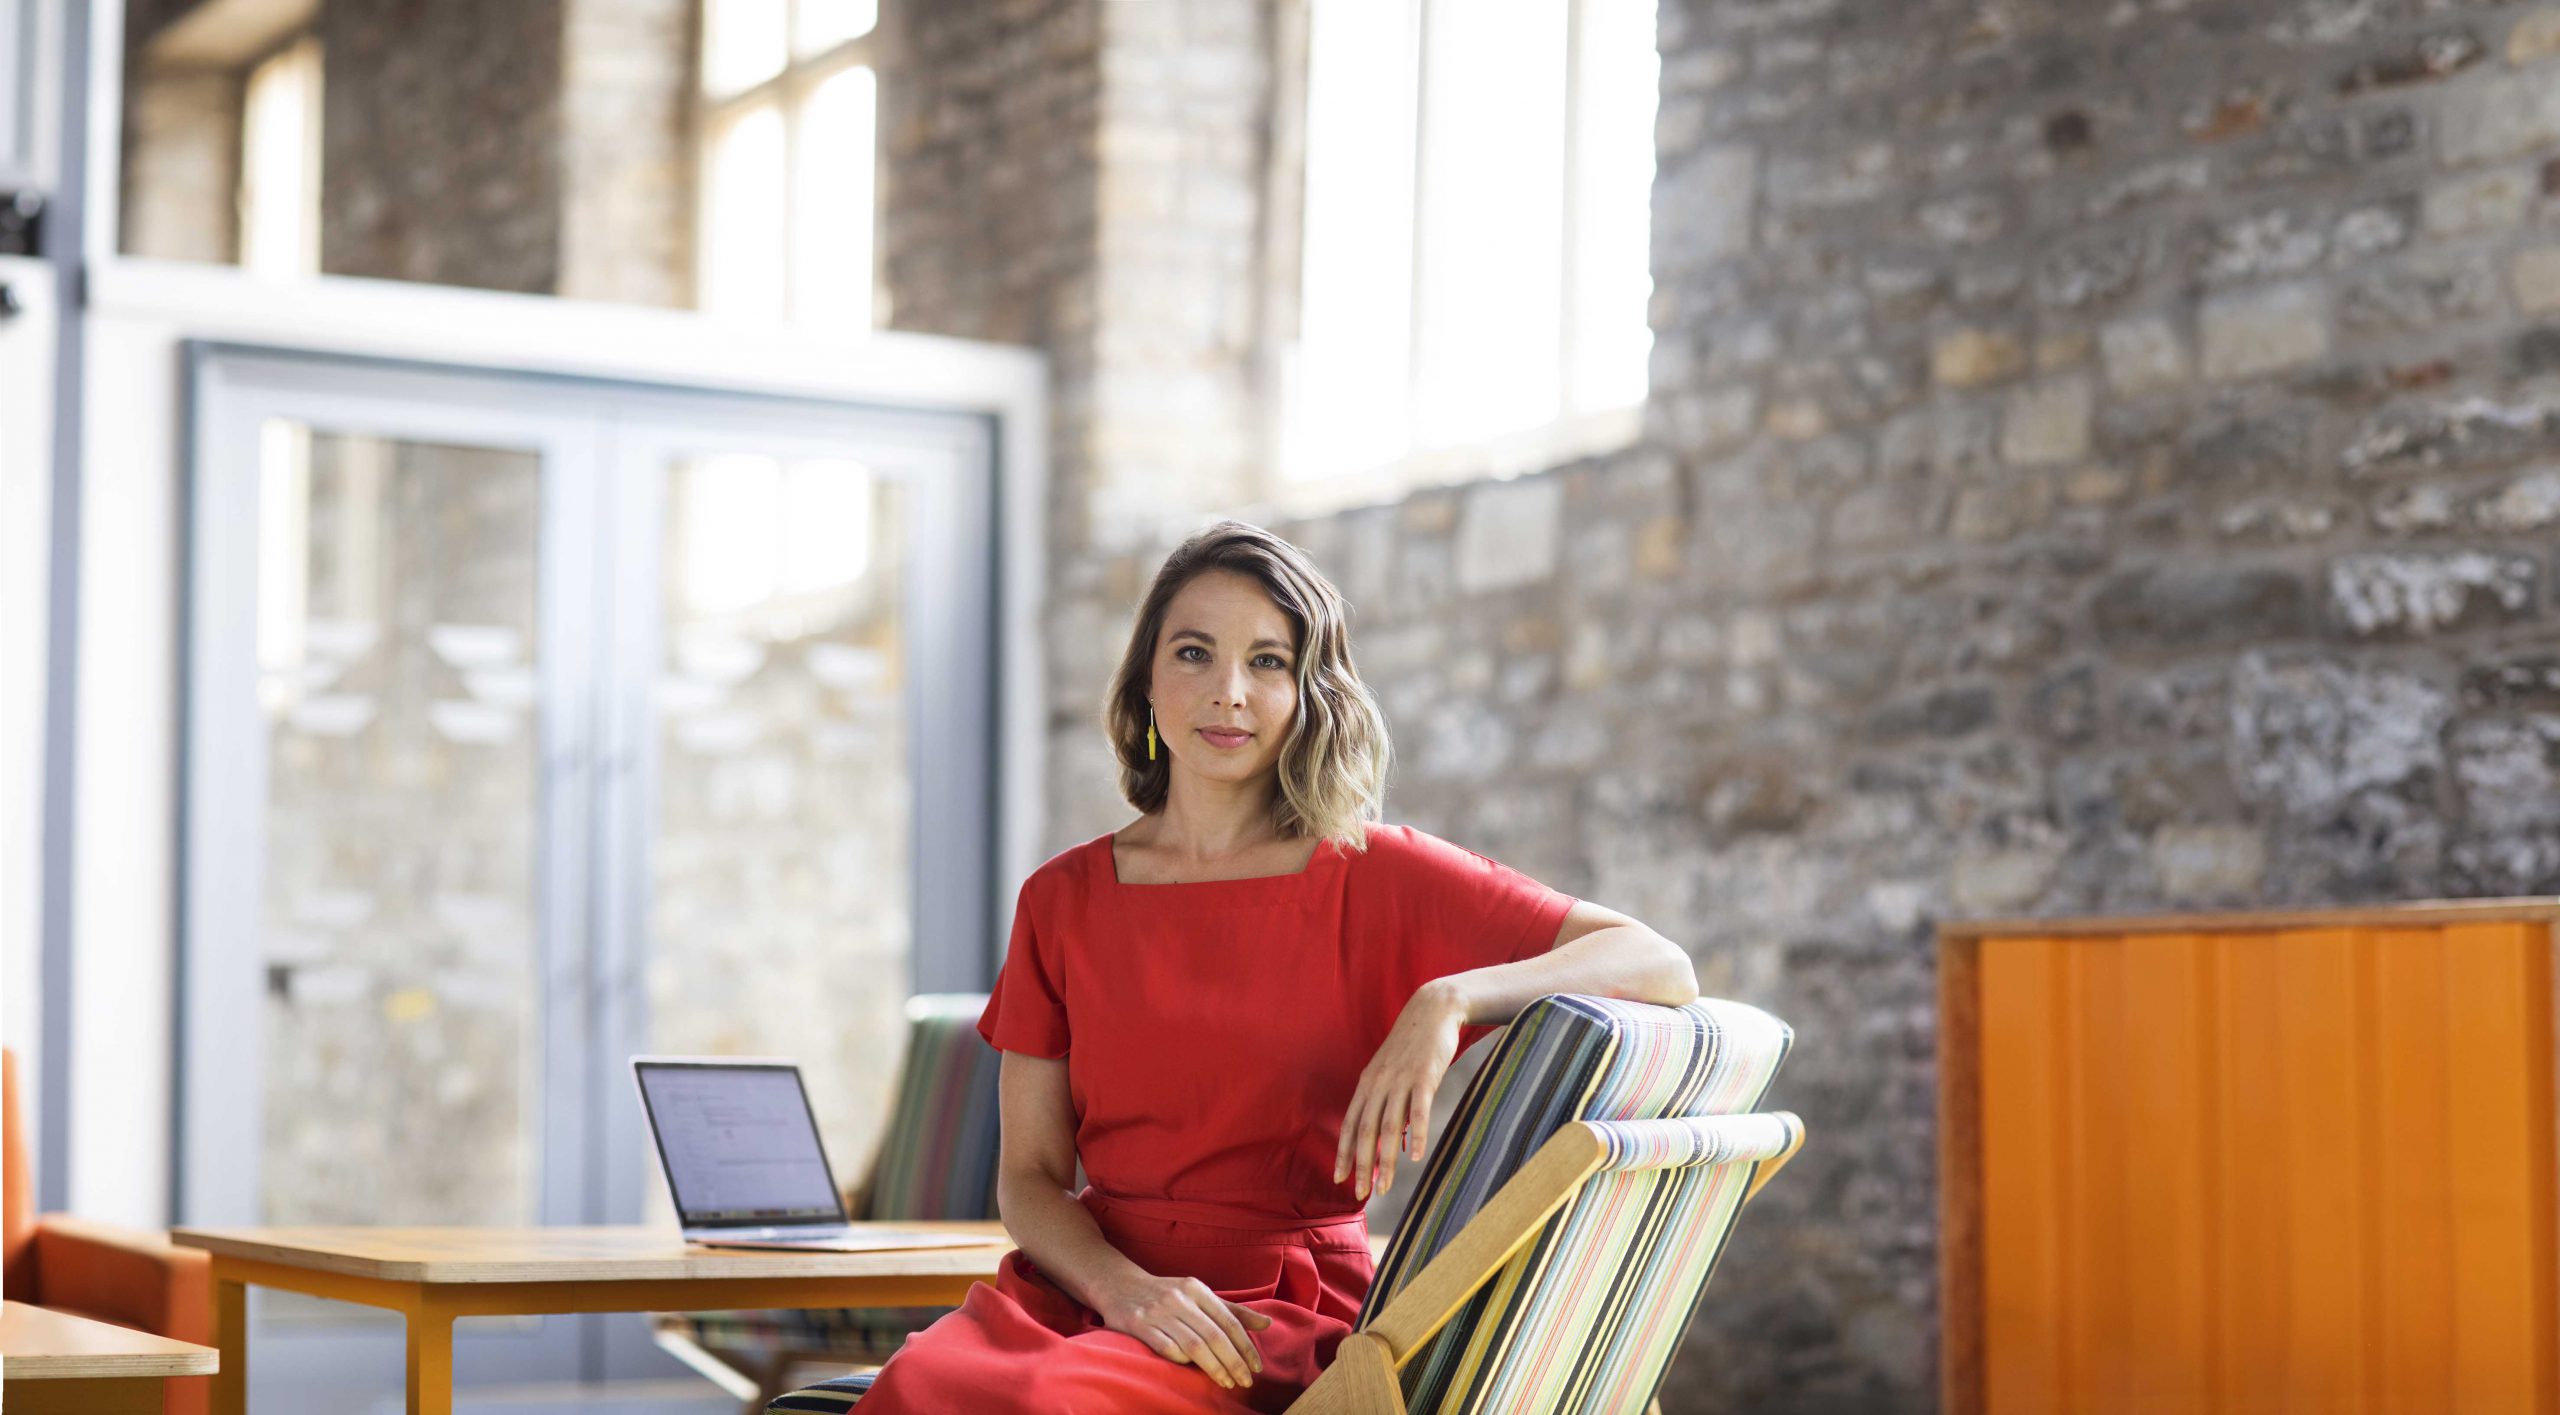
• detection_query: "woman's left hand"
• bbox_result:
[1334,980,1467,1200]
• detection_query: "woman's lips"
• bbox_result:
[1198,728,1252,748]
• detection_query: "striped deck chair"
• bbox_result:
[769,994,1800,1415]
[659,993,1003,1413]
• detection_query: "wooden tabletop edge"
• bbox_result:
[1939,896,2560,940]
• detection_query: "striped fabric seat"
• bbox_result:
[766,994,1800,1414]
[1307,993,1801,1415]
[661,994,1002,1405]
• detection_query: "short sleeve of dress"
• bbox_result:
[1379,827,1578,1050]
[976,881,1070,1058]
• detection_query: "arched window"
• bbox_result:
[696,0,880,328]
[1279,0,1659,506]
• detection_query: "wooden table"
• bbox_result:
[0,1300,220,1414]
[169,1224,1012,1415]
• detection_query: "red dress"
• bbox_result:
[851,823,1578,1414]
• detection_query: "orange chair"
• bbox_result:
[4,1048,214,1415]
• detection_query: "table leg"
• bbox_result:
[211,1274,249,1415]
[405,1295,455,1415]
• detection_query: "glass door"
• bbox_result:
[180,347,998,1408]
[589,394,996,1378]
[180,350,604,1403]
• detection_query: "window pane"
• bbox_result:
[1569,0,1658,413]
[702,0,788,97]
[783,459,873,594]
[1285,0,1422,481]
[1411,0,1568,449]
[653,456,910,1206]
[240,35,322,278]
[257,427,544,1322]
[701,103,789,323]
[795,0,879,56]
[677,454,784,615]
[792,65,876,330]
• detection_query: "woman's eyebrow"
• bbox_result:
[1168,628,1291,652]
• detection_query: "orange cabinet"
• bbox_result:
[1941,902,2559,1415]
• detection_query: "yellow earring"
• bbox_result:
[1146,704,1157,761]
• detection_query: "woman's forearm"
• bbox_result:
[995,1169,1152,1312]
[1424,924,1699,1027]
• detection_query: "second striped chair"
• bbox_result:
[658,993,1004,1412]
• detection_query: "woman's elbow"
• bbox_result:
[1651,936,1700,1005]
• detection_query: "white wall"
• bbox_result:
[69,257,1048,1225]
[1,254,56,1137]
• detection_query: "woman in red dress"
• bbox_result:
[851,521,1701,1413]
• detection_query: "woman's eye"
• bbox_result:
[1177,645,1208,662]
[1255,654,1288,670]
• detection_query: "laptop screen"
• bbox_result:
[635,1060,849,1228]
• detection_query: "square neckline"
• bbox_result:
[1101,830,1341,889]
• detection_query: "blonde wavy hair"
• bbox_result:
[1103,521,1391,849]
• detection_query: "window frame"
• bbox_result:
[692,0,882,327]
[1260,0,1657,517]
[1,0,61,197]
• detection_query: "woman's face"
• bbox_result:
[1148,569,1300,793]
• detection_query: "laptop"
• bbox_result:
[632,1056,1002,1253]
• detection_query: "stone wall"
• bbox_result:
[558,0,697,307]
[877,0,1281,840]
[878,0,1104,568]
[319,0,569,292]
[970,0,2560,1408]
[118,64,243,264]
[118,0,691,298]
[319,0,690,300]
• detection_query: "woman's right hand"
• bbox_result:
[1094,1270,1271,1392]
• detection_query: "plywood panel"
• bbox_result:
[2119,932,2214,1413]
[1979,936,2063,1415]
[1949,907,2558,1415]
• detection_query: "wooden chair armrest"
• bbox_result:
[1360,1123,1611,1363]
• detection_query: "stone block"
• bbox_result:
[2194,207,2327,284]
[2451,716,2560,833]
[1931,327,2026,388]
[2093,566,2312,647]
[2330,197,2418,263]
[2463,654,2560,710]
[2341,394,2560,477]
[1656,145,1759,267]
[2508,8,2560,65]
[2422,166,2535,236]
[2476,471,2560,532]
[1952,845,2061,916]
[2517,246,2560,314]
[2230,653,2449,813]
[2327,551,2538,637]
[2333,28,2485,93]
[2099,316,2187,394]
[2339,254,2501,336]
[2002,376,2094,465]
[2036,232,2147,310]
[2439,70,2560,165]
[2150,824,2270,901]
[1453,477,1564,594]
[2199,283,2329,379]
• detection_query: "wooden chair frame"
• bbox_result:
[1284,1116,1806,1415]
